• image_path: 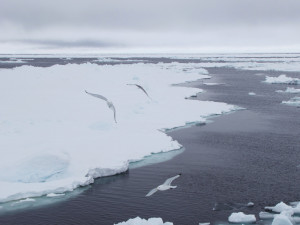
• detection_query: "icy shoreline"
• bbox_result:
[0,62,238,204]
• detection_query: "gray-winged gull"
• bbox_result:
[146,174,181,197]
[127,83,151,99]
[85,90,117,123]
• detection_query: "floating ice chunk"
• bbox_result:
[276,87,300,93]
[46,193,65,197]
[199,223,210,225]
[271,214,293,225]
[259,212,275,219]
[282,97,300,107]
[264,74,300,85]
[248,92,256,96]
[247,202,254,207]
[114,217,173,225]
[228,212,256,223]
[265,202,293,213]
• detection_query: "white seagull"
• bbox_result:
[127,83,151,99]
[85,90,117,123]
[146,174,181,197]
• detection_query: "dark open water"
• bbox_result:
[0,55,299,224]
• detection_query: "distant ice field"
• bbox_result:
[0,62,237,203]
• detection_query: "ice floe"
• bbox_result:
[228,212,256,223]
[265,202,293,213]
[114,217,173,225]
[276,87,300,93]
[248,92,256,96]
[282,96,300,107]
[0,62,238,203]
[271,213,293,225]
[264,74,300,85]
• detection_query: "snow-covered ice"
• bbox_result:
[0,62,238,203]
[228,212,256,223]
[265,202,293,213]
[114,217,173,225]
[264,74,300,85]
[271,214,293,225]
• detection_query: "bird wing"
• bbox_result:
[162,174,181,186]
[127,84,150,98]
[85,90,108,102]
[135,85,150,98]
[146,188,158,197]
[110,104,117,123]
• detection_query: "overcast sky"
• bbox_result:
[1,0,300,53]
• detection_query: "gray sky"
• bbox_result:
[1,0,300,53]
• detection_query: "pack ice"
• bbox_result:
[0,62,237,203]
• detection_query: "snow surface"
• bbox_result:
[0,63,237,203]
[114,217,173,225]
[228,212,256,223]
[264,74,300,85]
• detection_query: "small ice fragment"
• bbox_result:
[265,202,293,213]
[228,212,256,223]
[199,223,210,225]
[276,87,300,93]
[247,202,254,207]
[114,217,173,225]
[259,212,275,219]
[282,96,300,107]
[46,193,65,197]
[248,92,256,96]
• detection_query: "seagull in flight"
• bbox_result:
[127,84,151,99]
[146,174,181,197]
[85,90,117,123]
